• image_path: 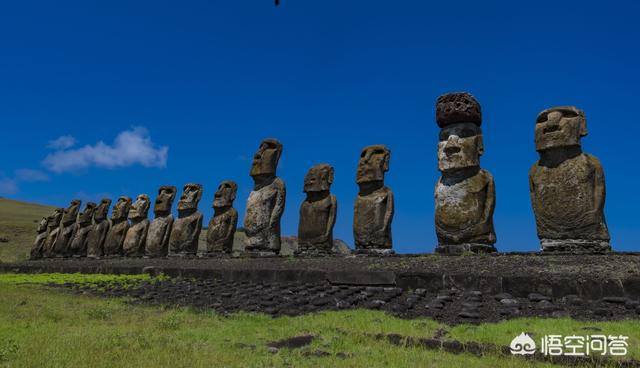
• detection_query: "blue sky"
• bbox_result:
[1,0,639,252]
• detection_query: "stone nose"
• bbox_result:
[547,111,562,125]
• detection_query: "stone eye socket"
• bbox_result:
[536,114,548,124]
[561,110,579,118]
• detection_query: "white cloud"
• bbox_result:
[42,127,169,173]
[47,135,77,150]
[0,178,18,195]
[15,169,50,182]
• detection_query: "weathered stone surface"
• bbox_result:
[529,106,611,253]
[86,198,112,258]
[434,92,496,255]
[69,202,97,257]
[169,183,203,256]
[103,196,132,257]
[244,139,285,254]
[52,199,81,257]
[145,186,177,258]
[123,194,150,257]
[298,164,337,255]
[354,145,394,251]
[30,217,49,259]
[42,208,64,258]
[205,181,238,255]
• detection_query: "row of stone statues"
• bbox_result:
[30,92,611,258]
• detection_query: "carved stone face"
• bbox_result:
[250,139,283,177]
[437,123,484,171]
[128,194,150,220]
[304,164,334,193]
[37,217,48,232]
[62,199,81,226]
[94,198,112,221]
[356,145,390,184]
[213,181,237,208]
[48,208,64,228]
[111,196,132,220]
[535,106,587,152]
[177,183,203,211]
[78,202,97,225]
[154,186,177,214]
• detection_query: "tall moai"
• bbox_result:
[123,194,150,257]
[86,198,112,258]
[297,164,337,256]
[69,202,97,257]
[243,139,286,255]
[529,106,611,253]
[204,181,239,255]
[168,183,203,256]
[145,186,177,257]
[353,145,394,254]
[434,92,497,254]
[42,208,64,258]
[103,196,132,257]
[52,199,81,257]
[30,217,49,259]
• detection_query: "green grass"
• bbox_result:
[0,197,54,263]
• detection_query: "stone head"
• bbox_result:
[111,196,132,221]
[177,183,203,211]
[61,199,82,226]
[535,106,587,152]
[356,145,390,184]
[78,202,97,225]
[437,123,484,172]
[128,194,150,220]
[36,217,48,233]
[94,198,112,221]
[154,185,177,215]
[436,92,482,128]
[48,208,64,228]
[250,139,283,178]
[213,180,237,208]
[304,164,334,193]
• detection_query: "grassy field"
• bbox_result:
[0,198,54,263]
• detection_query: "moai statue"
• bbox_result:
[30,217,49,260]
[434,92,497,254]
[168,183,203,256]
[297,164,338,256]
[103,196,132,257]
[42,208,64,258]
[122,194,150,257]
[529,106,611,253]
[69,202,97,257]
[86,198,112,258]
[145,186,177,257]
[204,181,239,256]
[243,139,286,255]
[353,145,394,254]
[52,199,81,257]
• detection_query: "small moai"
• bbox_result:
[353,145,394,254]
[122,194,150,257]
[52,199,81,257]
[297,164,338,256]
[42,208,64,258]
[204,181,239,256]
[103,196,132,257]
[243,139,286,256]
[434,92,497,254]
[529,106,611,253]
[86,198,112,258]
[168,183,203,256]
[69,202,97,257]
[145,186,177,257]
[30,217,49,259]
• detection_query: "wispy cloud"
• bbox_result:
[42,127,169,174]
[47,135,77,150]
[15,169,50,182]
[0,178,18,196]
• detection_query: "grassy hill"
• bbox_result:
[0,198,55,263]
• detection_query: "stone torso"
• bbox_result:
[530,153,609,240]
[69,224,92,256]
[86,220,110,258]
[243,177,285,251]
[169,211,203,255]
[43,227,60,257]
[145,215,174,257]
[103,220,130,256]
[206,208,238,253]
[123,219,150,256]
[298,194,334,248]
[53,224,75,256]
[354,187,393,249]
[31,232,48,258]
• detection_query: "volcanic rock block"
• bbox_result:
[145,185,177,257]
[103,196,132,257]
[297,164,337,256]
[69,202,97,257]
[205,180,238,255]
[529,106,611,253]
[30,217,49,259]
[52,199,81,257]
[169,183,203,256]
[86,198,112,258]
[123,194,150,257]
